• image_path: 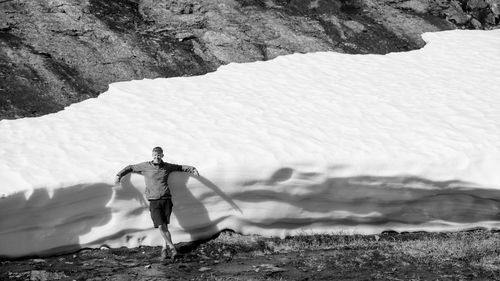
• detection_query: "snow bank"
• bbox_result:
[1,30,500,258]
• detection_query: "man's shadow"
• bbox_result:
[168,172,241,253]
[114,174,150,219]
[114,174,148,206]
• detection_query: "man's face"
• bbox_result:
[152,151,163,164]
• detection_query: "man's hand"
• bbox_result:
[114,175,121,184]
[191,167,199,176]
[183,166,199,176]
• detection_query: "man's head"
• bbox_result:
[152,146,164,164]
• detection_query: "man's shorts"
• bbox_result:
[149,198,173,228]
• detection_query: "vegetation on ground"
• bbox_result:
[1,229,499,280]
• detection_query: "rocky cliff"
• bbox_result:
[1,0,499,119]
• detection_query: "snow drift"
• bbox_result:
[1,30,500,258]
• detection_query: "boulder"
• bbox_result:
[467,0,489,10]
[138,0,203,25]
[397,0,429,14]
[486,0,500,16]
[466,0,492,22]
[443,1,471,25]
[485,12,497,24]
[470,17,483,28]
[343,20,367,34]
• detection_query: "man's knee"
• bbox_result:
[159,223,169,231]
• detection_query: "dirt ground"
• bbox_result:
[1,230,499,281]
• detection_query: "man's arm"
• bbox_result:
[115,163,144,184]
[182,165,199,176]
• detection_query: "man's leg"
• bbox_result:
[159,223,177,256]
[150,199,177,260]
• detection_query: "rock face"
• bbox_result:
[0,0,498,119]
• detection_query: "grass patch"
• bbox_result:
[203,229,500,275]
[394,230,500,271]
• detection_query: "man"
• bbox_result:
[115,146,199,261]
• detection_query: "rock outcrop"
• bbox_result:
[0,0,498,119]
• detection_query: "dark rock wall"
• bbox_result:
[0,0,498,119]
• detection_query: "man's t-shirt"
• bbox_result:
[117,161,183,200]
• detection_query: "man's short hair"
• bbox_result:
[152,146,163,153]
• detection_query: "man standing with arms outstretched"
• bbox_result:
[115,146,199,261]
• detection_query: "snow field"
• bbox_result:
[1,30,500,258]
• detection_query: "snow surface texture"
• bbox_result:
[1,30,500,258]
